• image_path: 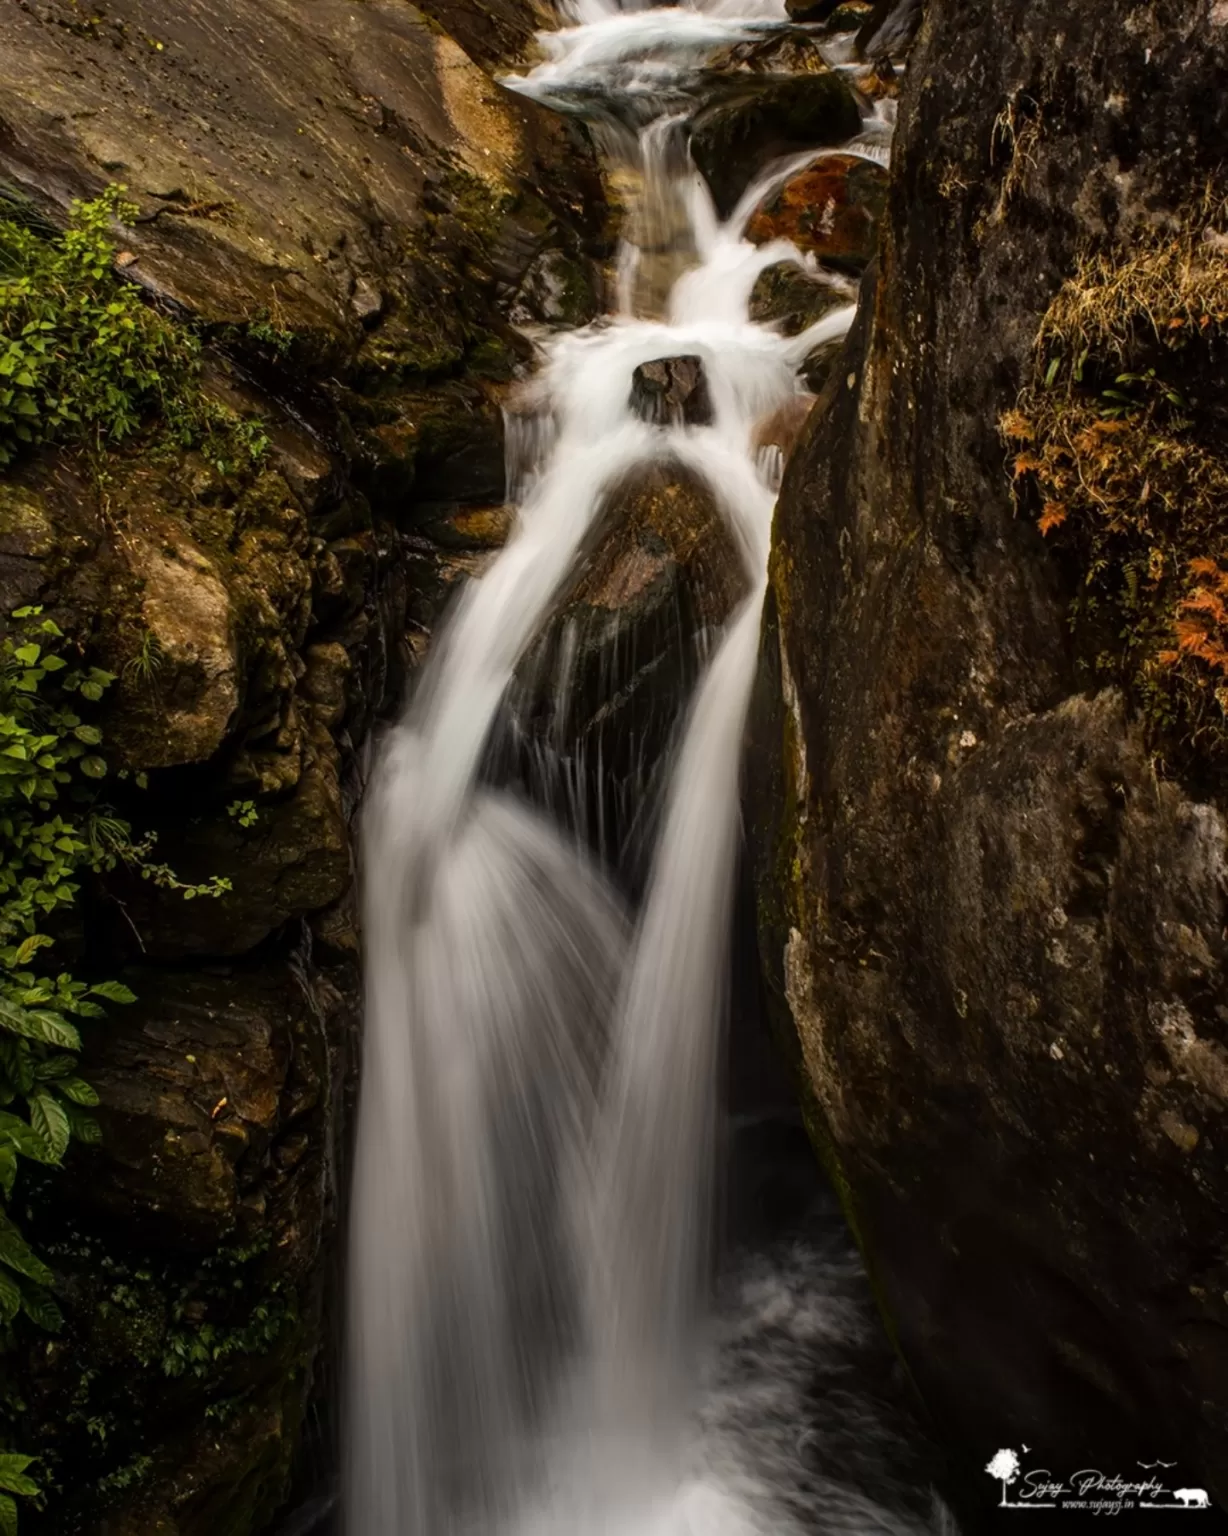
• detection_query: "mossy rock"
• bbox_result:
[689,72,863,218]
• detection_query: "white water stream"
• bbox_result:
[347,3,944,1533]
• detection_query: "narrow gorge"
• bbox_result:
[0,0,1224,1533]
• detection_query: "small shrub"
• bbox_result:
[0,608,229,1530]
[1001,191,1228,774]
[0,187,265,474]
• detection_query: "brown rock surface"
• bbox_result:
[750,0,1228,1517]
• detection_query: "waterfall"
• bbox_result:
[346,5,944,1534]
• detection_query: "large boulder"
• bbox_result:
[745,153,888,273]
[750,0,1228,1519]
[500,462,747,878]
[688,73,863,219]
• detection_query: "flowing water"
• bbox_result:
[346,2,948,1532]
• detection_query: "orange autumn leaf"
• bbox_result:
[1182,588,1228,623]
[1038,502,1068,535]
[1013,452,1044,477]
[999,409,1034,441]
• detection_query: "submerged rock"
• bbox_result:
[629,356,715,426]
[750,0,1228,1516]
[688,73,863,219]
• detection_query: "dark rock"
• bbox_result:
[855,0,924,62]
[825,2,876,31]
[745,153,889,273]
[784,0,842,22]
[18,950,356,1536]
[629,356,715,426]
[749,0,1228,1515]
[748,264,855,393]
[499,462,747,877]
[689,73,864,219]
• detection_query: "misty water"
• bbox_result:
[344,1,952,1532]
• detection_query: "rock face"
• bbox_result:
[750,0,1228,1515]
[0,2,606,1531]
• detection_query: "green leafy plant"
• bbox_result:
[0,607,230,1529]
[0,186,266,474]
[225,799,258,829]
[0,1452,40,1534]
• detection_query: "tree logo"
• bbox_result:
[986,1449,1021,1507]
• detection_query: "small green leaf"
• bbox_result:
[0,998,81,1050]
[57,1077,100,1108]
[89,980,136,1004]
[19,1280,62,1333]
[28,1091,70,1160]
[0,1456,39,1498]
[0,1215,54,1285]
[0,1490,19,1536]
[0,1267,20,1325]
[79,754,107,778]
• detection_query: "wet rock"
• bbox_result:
[422,505,517,550]
[502,463,747,875]
[114,515,240,769]
[855,0,924,63]
[782,0,846,20]
[706,29,831,76]
[362,380,510,521]
[123,727,352,960]
[824,2,876,30]
[749,0,1228,1515]
[745,153,889,273]
[629,356,715,426]
[748,264,855,393]
[754,396,815,462]
[689,73,864,219]
[509,248,602,329]
[749,262,854,336]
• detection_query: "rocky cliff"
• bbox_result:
[751,0,1228,1515]
[0,1,606,1530]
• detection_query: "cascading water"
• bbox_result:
[347,3,949,1533]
